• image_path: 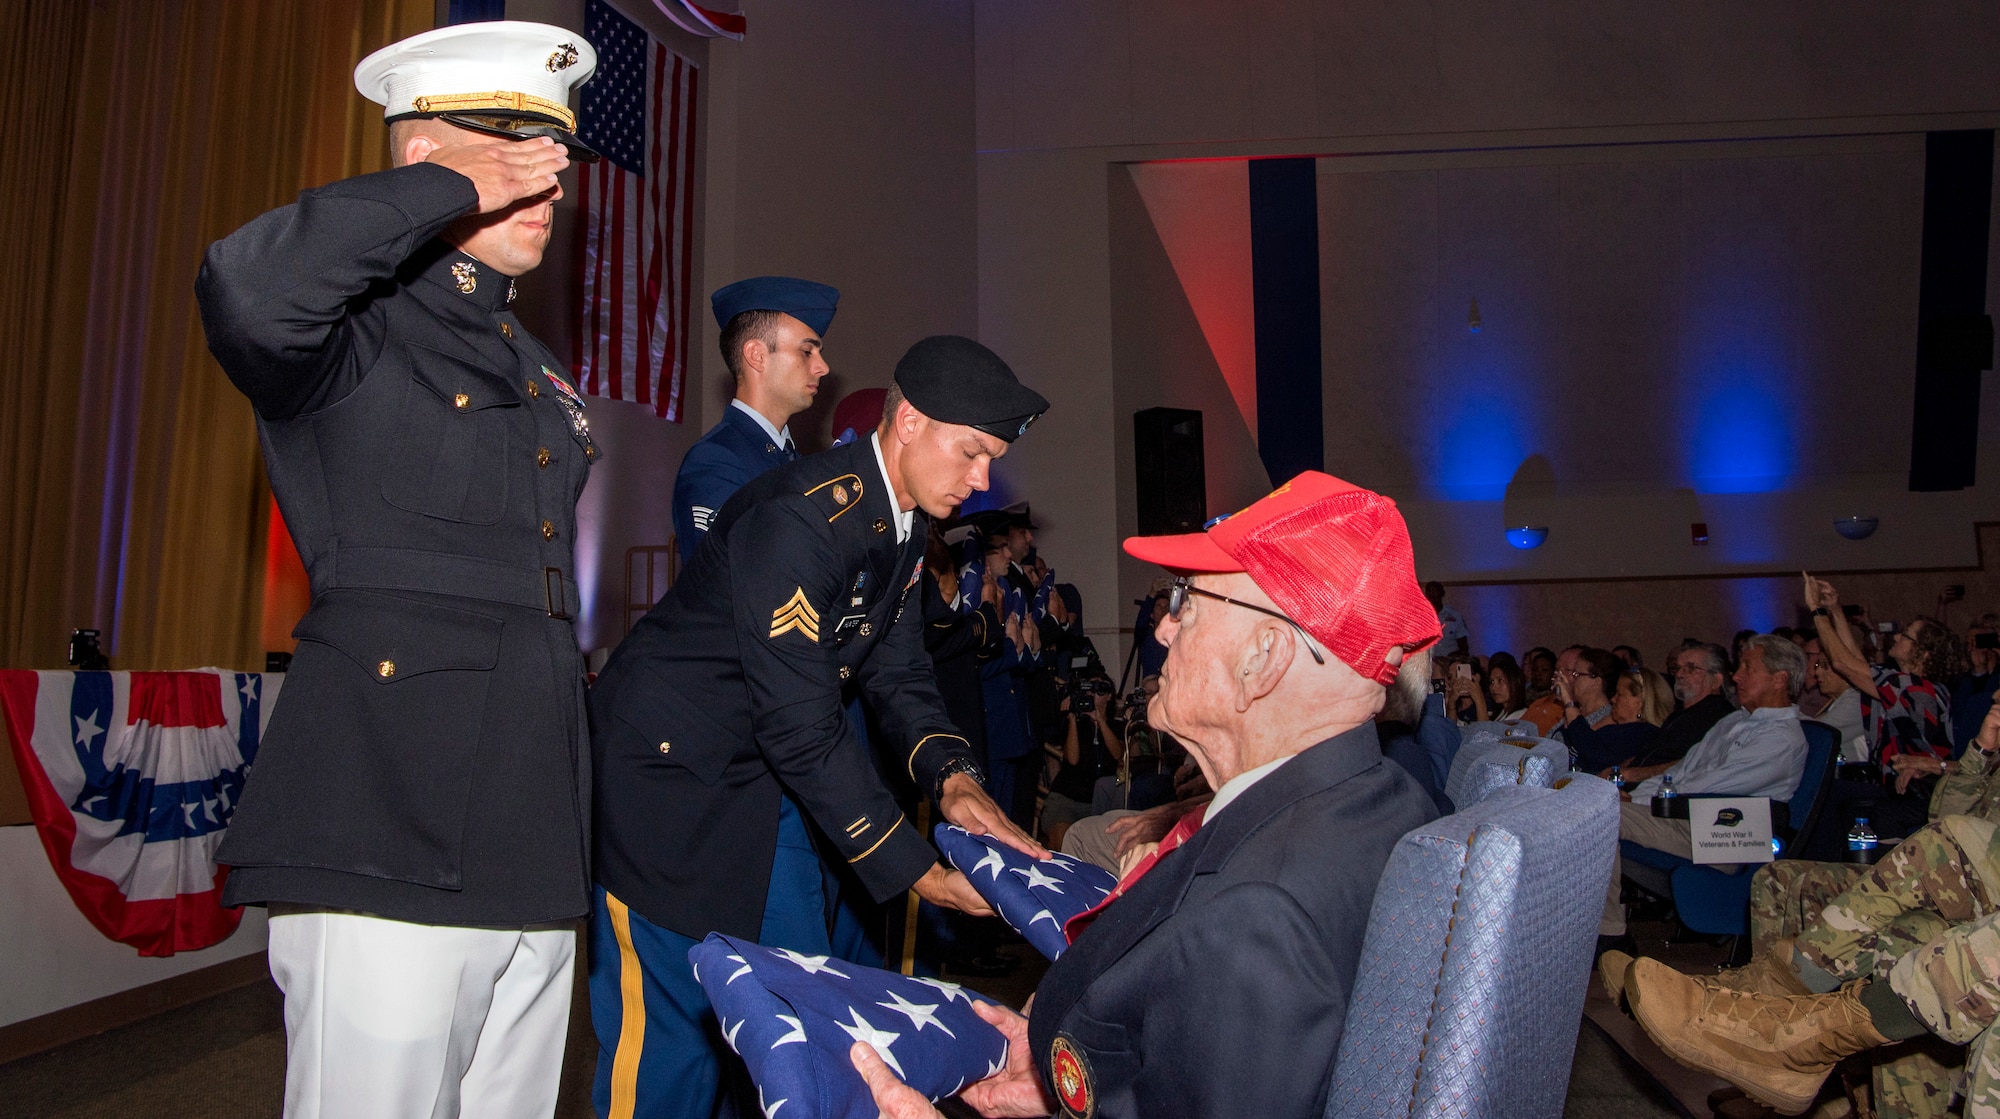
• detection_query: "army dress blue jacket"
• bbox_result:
[1028,725,1438,1119]
[672,401,794,565]
[196,162,596,926]
[592,437,978,940]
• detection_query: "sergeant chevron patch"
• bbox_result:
[770,588,821,642]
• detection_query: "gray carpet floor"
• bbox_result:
[0,935,1694,1119]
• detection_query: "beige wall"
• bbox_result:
[973,2,2000,665]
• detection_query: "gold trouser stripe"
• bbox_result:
[606,893,646,1119]
[900,801,931,976]
[848,813,905,862]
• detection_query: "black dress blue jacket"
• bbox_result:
[1029,724,1438,1119]
[591,437,977,939]
[196,162,595,925]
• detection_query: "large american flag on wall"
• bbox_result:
[573,0,698,421]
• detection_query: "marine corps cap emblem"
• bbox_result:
[547,42,581,71]
[1050,1034,1094,1118]
[450,261,477,294]
[832,484,850,506]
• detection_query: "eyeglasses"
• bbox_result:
[1165,576,1326,665]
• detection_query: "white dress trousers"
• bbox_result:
[267,909,575,1119]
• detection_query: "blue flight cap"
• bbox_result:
[709,276,840,337]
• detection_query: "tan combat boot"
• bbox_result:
[1710,939,1813,997]
[1628,958,1890,1115]
[1598,949,1635,1006]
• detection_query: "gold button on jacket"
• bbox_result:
[542,520,556,541]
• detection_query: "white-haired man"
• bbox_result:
[1599,633,1810,951]
[852,471,1445,1119]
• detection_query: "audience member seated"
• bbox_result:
[1605,703,2000,1115]
[1636,665,1674,726]
[1614,644,1645,670]
[1554,646,1618,753]
[852,471,1442,1119]
[1955,615,1999,753]
[1801,635,1868,766]
[1629,640,1736,767]
[1567,656,1664,775]
[1522,645,1583,735]
[1039,686,1122,850]
[1467,651,1529,723]
[1805,575,1965,848]
[1061,759,1210,875]
[1525,646,1558,704]
[1379,685,1461,814]
[1599,634,1808,950]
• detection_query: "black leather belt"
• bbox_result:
[314,543,580,619]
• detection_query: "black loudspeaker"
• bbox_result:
[1134,408,1206,535]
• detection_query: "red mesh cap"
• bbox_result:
[1123,471,1442,685]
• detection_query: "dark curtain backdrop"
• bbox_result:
[0,0,433,673]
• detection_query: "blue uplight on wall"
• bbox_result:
[1432,390,1529,501]
[1677,210,1801,498]
[1687,379,1796,495]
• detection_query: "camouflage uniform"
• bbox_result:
[1740,750,2000,1116]
[1889,908,2000,1118]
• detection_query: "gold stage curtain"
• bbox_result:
[0,0,432,672]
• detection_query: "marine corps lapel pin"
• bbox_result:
[1051,1034,1095,1118]
[451,261,477,294]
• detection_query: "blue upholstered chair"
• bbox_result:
[1442,730,1569,812]
[1459,751,1564,809]
[1664,720,1840,938]
[1326,775,1619,1118]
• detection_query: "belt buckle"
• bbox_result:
[544,567,573,620]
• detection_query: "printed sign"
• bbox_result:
[1689,796,1774,865]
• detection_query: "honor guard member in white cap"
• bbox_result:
[195,22,598,1119]
[587,336,1052,1119]
[671,276,841,564]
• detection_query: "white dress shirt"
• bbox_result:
[1631,704,1808,803]
[1205,754,1293,824]
[868,432,914,544]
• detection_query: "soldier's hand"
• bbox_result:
[850,1041,945,1119]
[939,773,1049,860]
[427,135,570,213]
[911,865,994,917]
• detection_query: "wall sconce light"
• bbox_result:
[1505,525,1547,550]
[1834,516,1879,540]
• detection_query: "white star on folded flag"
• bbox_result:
[689,933,1010,1118]
[876,991,955,1037]
[934,824,1119,960]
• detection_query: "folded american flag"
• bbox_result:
[934,824,1118,960]
[689,934,1009,1119]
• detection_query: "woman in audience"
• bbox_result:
[1461,651,1528,723]
[1559,648,1649,773]
[1635,666,1674,727]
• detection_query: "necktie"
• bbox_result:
[781,437,797,460]
[1061,805,1205,944]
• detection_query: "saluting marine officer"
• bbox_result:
[588,335,1051,1119]
[672,276,840,564]
[195,23,598,1119]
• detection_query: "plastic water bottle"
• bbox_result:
[1771,836,1784,858]
[1608,765,1623,791]
[1847,817,1879,864]
[1660,774,1677,800]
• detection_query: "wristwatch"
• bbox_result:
[1812,607,1832,619]
[933,756,986,803]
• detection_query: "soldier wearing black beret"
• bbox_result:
[587,334,1050,1119]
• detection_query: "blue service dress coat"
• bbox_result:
[196,162,596,925]
[591,437,980,940]
[672,403,793,565]
[1027,724,1438,1119]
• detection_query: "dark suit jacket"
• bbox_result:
[1029,724,1438,1119]
[592,438,977,939]
[672,403,794,564]
[197,163,595,925]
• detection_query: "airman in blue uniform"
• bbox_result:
[672,276,839,565]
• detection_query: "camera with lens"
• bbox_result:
[1062,669,1116,715]
[68,628,108,671]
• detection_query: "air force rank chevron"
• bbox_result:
[690,932,1009,1119]
[934,824,1117,961]
[0,669,280,956]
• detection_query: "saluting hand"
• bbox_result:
[940,772,1049,860]
[426,135,570,214]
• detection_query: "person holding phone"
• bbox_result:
[1954,618,2000,751]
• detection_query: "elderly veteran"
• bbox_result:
[195,22,597,1119]
[589,335,1050,1119]
[852,471,1444,1119]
